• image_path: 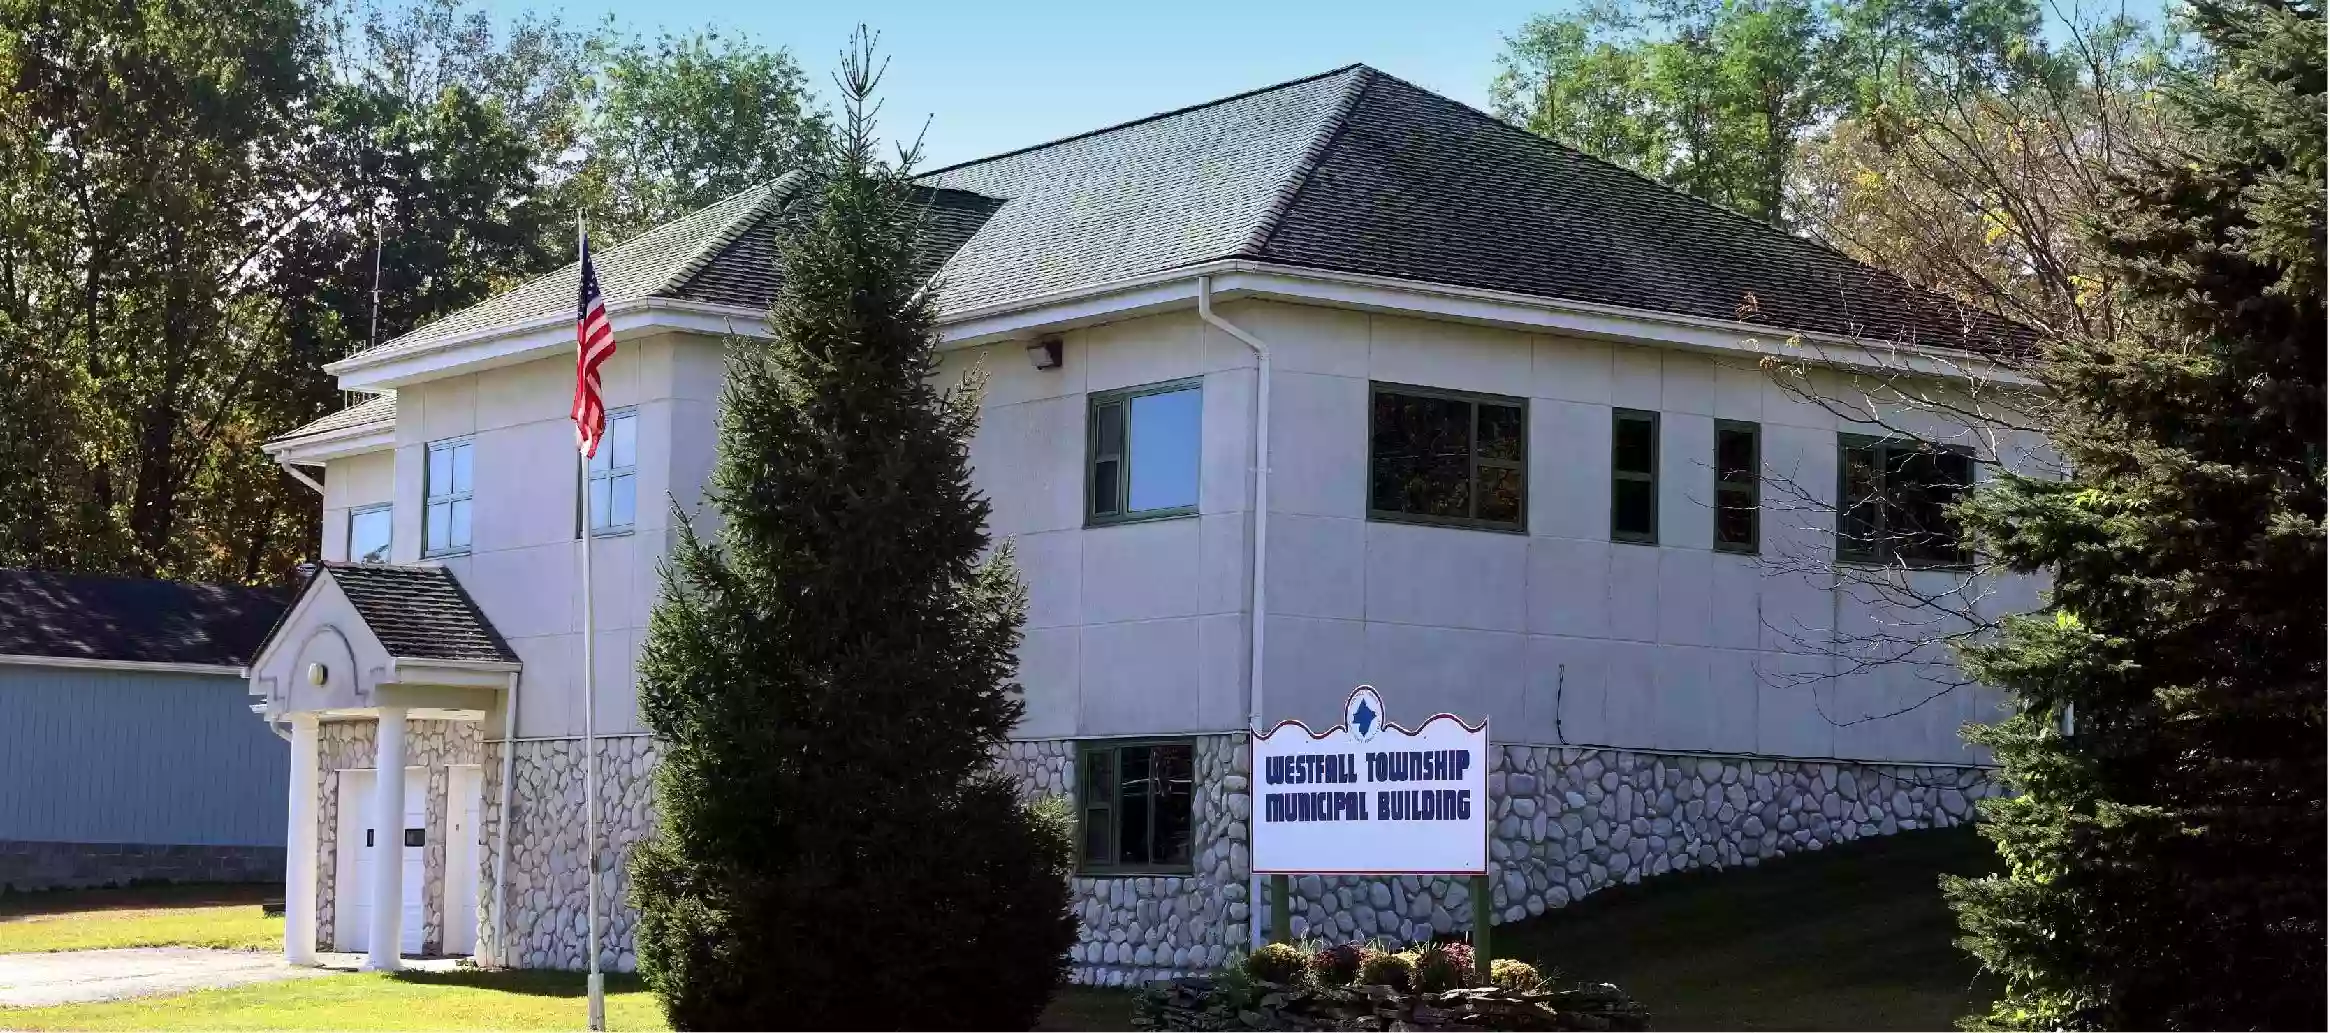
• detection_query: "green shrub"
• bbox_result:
[1360,950,1417,991]
[1310,942,1373,986]
[1414,940,1475,992]
[1244,941,1310,985]
[1489,958,1544,991]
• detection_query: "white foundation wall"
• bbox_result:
[948,299,2035,766]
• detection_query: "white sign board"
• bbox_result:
[1251,686,1488,876]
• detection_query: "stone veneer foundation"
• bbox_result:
[1002,735,1998,988]
[474,735,659,972]
[314,719,482,955]
[307,725,1995,982]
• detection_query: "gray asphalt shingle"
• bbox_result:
[319,563,517,664]
[360,63,2027,365]
[274,394,395,443]
[0,569,289,667]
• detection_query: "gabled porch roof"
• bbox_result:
[247,563,517,723]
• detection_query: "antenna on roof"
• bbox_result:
[367,213,384,353]
[345,207,386,414]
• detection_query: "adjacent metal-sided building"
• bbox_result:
[0,569,291,891]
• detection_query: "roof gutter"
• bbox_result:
[1195,275,1272,952]
[0,653,246,676]
[278,460,326,495]
[938,260,2032,385]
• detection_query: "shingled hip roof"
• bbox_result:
[351,64,2030,368]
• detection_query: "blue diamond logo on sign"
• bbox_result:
[1346,685,1385,742]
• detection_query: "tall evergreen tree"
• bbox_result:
[627,34,1075,1031]
[1945,1,2325,1028]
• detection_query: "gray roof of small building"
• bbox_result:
[0,569,290,668]
[357,64,2028,367]
[314,563,517,664]
[274,393,396,443]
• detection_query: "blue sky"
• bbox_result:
[488,0,1549,169]
[485,0,2174,170]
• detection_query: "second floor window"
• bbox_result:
[587,409,638,535]
[1714,421,1759,554]
[1088,380,1201,524]
[1611,408,1659,544]
[1837,434,1975,567]
[424,438,473,556]
[348,504,391,564]
[1368,384,1526,531]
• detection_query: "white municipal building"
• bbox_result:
[246,65,2036,985]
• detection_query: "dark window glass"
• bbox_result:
[1368,386,1527,531]
[1150,746,1194,866]
[1714,421,1759,553]
[1077,741,1196,871]
[1613,415,1658,475]
[1117,747,1152,866]
[1836,436,1974,566]
[1611,409,1659,543]
[1080,749,1114,862]
[1091,399,1125,517]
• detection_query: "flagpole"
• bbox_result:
[577,210,605,1033]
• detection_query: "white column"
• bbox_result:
[364,707,407,972]
[284,713,320,965]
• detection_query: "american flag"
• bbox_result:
[571,230,615,457]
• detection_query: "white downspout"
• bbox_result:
[1195,276,1271,950]
[279,460,325,496]
[489,670,519,967]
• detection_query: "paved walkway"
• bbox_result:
[0,947,333,1007]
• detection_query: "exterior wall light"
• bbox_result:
[308,662,329,686]
[1027,336,1063,370]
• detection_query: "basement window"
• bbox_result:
[1077,740,1195,873]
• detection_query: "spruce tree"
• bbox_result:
[1945,1,2325,1028]
[628,35,1075,1030]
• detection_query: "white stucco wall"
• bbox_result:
[946,300,2030,766]
[319,451,395,562]
[328,298,2029,765]
[382,331,726,738]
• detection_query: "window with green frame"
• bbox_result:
[1610,409,1658,544]
[1367,383,1527,531]
[1713,420,1759,553]
[1088,380,1202,524]
[1076,740,1195,872]
[1836,434,1975,567]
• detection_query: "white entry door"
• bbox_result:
[444,765,483,957]
[336,767,425,955]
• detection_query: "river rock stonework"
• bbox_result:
[312,718,482,953]
[476,735,658,972]
[1004,735,1996,987]
[1004,735,1255,988]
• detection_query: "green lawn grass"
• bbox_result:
[0,883,282,953]
[0,970,667,1031]
[0,969,1136,1032]
[1496,825,2000,1031]
[0,833,1990,1031]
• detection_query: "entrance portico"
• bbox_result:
[246,564,519,971]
